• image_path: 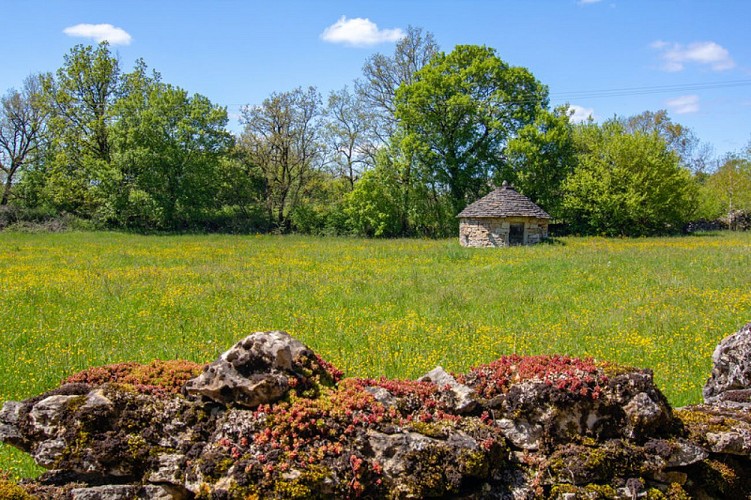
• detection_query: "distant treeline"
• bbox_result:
[1,28,749,236]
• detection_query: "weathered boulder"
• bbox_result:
[703,321,751,408]
[183,330,339,408]
[418,365,478,414]
[1,328,751,498]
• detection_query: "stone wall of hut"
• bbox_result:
[459,217,548,247]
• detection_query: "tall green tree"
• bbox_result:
[0,74,47,205]
[213,152,268,230]
[342,146,453,237]
[343,152,403,237]
[700,153,751,218]
[358,26,439,145]
[111,68,233,228]
[98,59,160,224]
[324,86,375,189]
[562,120,697,236]
[395,44,548,216]
[41,42,121,214]
[502,105,576,218]
[239,87,325,231]
[354,27,440,235]
[620,109,712,174]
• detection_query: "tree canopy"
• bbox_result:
[698,151,751,218]
[0,74,47,205]
[110,65,232,228]
[239,87,325,231]
[395,45,548,216]
[0,38,741,237]
[562,120,697,236]
[502,106,577,219]
[358,26,439,144]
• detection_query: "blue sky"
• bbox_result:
[2,0,750,158]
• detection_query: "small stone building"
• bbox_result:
[457,182,550,247]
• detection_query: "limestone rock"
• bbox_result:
[622,391,672,439]
[496,417,543,450]
[674,403,751,458]
[183,330,329,408]
[704,321,751,407]
[69,484,177,499]
[544,441,656,486]
[368,430,442,476]
[0,401,25,446]
[364,386,396,407]
[418,365,478,413]
[486,373,672,450]
[643,437,707,470]
[146,453,186,484]
[665,440,708,467]
[367,429,490,498]
[29,395,81,437]
[71,485,140,500]
[706,430,751,455]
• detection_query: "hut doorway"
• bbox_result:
[509,223,525,246]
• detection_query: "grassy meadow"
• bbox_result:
[1,230,750,477]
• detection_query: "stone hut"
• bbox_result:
[457,182,550,247]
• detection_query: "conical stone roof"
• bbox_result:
[457,182,550,219]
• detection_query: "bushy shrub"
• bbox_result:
[0,205,98,232]
[343,168,402,237]
[563,122,697,236]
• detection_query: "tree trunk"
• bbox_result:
[1,173,14,205]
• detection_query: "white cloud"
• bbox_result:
[651,40,734,72]
[63,23,132,46]
[666,95,700,114]
[320,16,404,47]
[568,104,595,123]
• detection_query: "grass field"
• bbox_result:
[1,231,750,478]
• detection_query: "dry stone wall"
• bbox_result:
[2,325,751,499]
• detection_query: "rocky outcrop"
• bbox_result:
[1,326,751,499]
